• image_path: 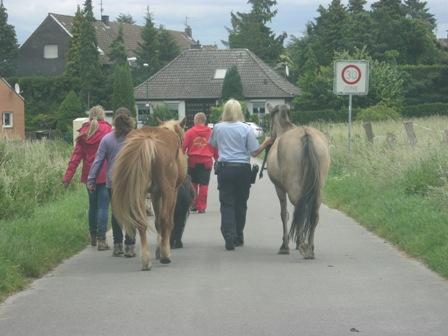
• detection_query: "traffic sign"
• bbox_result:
[334,60,369,95]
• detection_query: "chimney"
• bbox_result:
[101,15,109,25]
[185,25,192,38]
[191,40,201,49]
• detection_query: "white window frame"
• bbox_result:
[2,112,13,128]
[252,101,266,115]
[44,44,59,59]
[214,69,227,79]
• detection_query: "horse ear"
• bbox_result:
[156,117,163,125]
[266,103,274,113]
[179,117,186,128]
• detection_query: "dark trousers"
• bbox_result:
[108,188,135,245]
[217,165,251,243]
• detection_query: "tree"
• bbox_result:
[111,64,135,116]
[226,0,286,65]
[56,90,84,136]
[221,65,244,102]
[158,25,180,68]
[116,13,135,24]
[403,0,436,30]
[79,0,104,107]
[108,24,127,65]
[135,8,160,81]
[0,0,18,77]
[64,5,83,78]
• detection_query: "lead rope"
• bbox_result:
[259,144,272,179]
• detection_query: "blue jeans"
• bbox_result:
[108,188,136,245]
[87,184,109,240]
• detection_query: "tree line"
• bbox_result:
[1,0,448,134]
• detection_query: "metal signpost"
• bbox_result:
[334,60,369,151]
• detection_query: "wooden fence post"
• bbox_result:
[386,132,397,149]
[403,121,417,148]
[362,122,375,143]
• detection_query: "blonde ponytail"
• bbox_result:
[87,105,105,138]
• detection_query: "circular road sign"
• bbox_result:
[342,64,362,85]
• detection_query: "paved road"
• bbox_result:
[1,168,448,336]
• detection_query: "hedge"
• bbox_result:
[402,103,448,118]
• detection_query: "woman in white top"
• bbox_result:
[210,99,272,250]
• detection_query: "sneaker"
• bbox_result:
[124,244,136,258]
[171,240,183,249]
[190,207,197,212]
[113,243,124,256]
[197,209,205,214]
[97,239,110,251]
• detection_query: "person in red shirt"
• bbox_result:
[63,105,112,250]
[183,112,217,213]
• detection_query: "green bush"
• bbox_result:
[356,104,400,122]
[144,103,179,126]
[402,103,448,118]
[291,108,357,125]
[402,153,447,196]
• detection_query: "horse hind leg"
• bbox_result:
[138,226,152,271]
[297,201,320,260]
[275,185,290,255]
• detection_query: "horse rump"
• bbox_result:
[170,175,196,249]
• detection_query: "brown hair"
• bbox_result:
[113,107,135,138]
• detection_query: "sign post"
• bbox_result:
[334,60,369,151]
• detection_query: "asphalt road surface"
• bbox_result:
[1,168,448,336]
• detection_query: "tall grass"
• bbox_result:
[0,139,77,220]
[0,188,88,301]
[317,116,448,277]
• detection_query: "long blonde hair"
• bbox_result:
[87,105,105,137]
[222,99,244,122]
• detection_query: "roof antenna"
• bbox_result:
[99,0,104,17]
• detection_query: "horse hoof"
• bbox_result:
[278,248,290,255]
[141,264,152,271]
[304,254,315,260]
[160,257,171,264]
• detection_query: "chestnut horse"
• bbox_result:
[266,104,330,259]
[111,119,187,270]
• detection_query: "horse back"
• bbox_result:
[267,126,330,203]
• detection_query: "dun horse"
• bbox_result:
[112,119,187,270]
[266,104,330,259]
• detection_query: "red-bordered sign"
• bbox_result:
[342,64,361,85]
[334,60,369,95]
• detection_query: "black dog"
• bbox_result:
[170,175,196,249]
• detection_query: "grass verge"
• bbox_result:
[0,188,88,302]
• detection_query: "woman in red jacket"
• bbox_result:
[183,112,217,213]
[63,105,112,250]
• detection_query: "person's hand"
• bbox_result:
[263,137,274,146]
[87,181,96,192]
[63,181,70,189]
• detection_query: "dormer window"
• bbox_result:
[44,45,58,59]
[214,69,227,79]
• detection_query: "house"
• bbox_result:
[17,13,196,76]
[134,48,300,126]
[0,78,25,140]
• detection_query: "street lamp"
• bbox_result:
[143,63,149,108]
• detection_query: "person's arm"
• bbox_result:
[251,137,273,157]
[87,137,107,190]
[183,130,192,153]
[63,140,85,187]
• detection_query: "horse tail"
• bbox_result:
[112,132,157,236]
[289,129,321,245]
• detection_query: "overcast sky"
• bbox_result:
[6,0,448,47]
